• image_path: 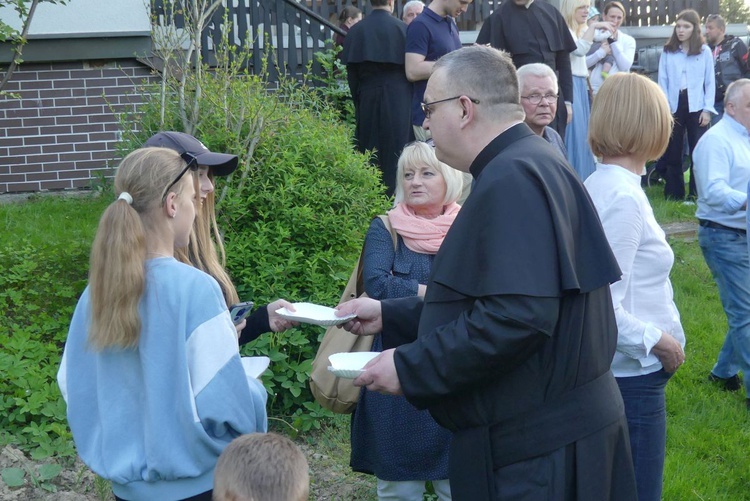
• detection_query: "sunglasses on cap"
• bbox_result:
[161,152,199,203]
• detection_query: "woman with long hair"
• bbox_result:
[350,142,463,500]
[559,0,613,179]
[58,148,268,501]
[654,9,716,200]
[334,5,362,46]
[144,132,296,344]
[586,73,686,501]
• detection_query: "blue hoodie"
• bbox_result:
[58,257,268,501]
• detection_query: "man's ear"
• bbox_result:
[459,96,475,129]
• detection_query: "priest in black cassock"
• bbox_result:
[336,45,637,501]
[341,0,413,197]
[476,0,576,137]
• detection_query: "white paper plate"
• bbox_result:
[275,302,356,326]
[241,356,271,378]
[327,352,379,379]
[327,366,365,379]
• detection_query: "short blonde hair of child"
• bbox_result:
[588,73,673,161]
[393,141,464,206]
[213,433,309,501]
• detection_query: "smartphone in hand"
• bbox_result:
[229,301,254,325]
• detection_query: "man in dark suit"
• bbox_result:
[341,0,412,196]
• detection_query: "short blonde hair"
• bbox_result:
[393,141,464,206]
[588,73,673,161]
[214,433,309,501]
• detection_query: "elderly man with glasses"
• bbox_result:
[337,45,636,501]
[516,63,567,159]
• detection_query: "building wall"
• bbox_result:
[0,60,158,194]
[0,0,149,37]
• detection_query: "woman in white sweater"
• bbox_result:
[585,73,686,501]
[559,0,613,180]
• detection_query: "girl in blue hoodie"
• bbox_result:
[58,147,267,501]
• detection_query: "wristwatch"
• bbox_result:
[607,36,616,45]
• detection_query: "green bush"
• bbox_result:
[0,241,89,459]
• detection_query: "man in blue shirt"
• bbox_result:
[405,0,471,141]
[693,79,750,405]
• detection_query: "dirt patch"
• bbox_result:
[0,446,104,501]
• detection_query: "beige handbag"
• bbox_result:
[309,215,397,413]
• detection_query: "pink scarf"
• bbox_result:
[387,202,461,254]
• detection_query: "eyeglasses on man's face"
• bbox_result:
[161,151,199,204]
[520,93,558,106]
[421,95,480,119]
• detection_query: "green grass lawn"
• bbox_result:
[2,187,750,499]
[0,193,109,248]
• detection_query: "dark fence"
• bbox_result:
[592,0,719,27]
[152,0,719,81]
[152,0,349,82]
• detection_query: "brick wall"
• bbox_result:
[0,59,159,194]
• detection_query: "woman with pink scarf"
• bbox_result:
[349,141,463,500]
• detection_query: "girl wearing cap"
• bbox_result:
[58,147,268,501]
[144,132,297,344]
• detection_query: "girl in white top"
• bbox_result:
[559,0,613,180]
[585,73,686,501]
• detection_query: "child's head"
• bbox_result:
[214,433,309,501]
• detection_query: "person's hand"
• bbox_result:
[601,40,612,55]
[593,21,615,32]
[234,319,247,339]
[699,111,711,127]
[651,332,685,373]
[353,349,402,395]
[335,297,383,336]
[566,102,573,124]
[266,299,299,332]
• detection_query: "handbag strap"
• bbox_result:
[355,215,398,297]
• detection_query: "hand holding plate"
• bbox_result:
[267,299,299,332]
[335,297,382,335]
[353,349,402,395]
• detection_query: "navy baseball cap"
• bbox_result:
[144,131,239,176]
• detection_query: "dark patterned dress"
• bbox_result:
[349,217,451,481]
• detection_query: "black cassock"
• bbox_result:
[380,124,638,500]
[341,9,413,197]
[476,2,576,137]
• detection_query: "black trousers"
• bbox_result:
[655,89,707,200]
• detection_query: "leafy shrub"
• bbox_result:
[308,45,355,128]
[219,92,389,428]
[0,241,89,459]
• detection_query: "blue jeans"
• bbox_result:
[617,370,672,501]
[698,225,750,396]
